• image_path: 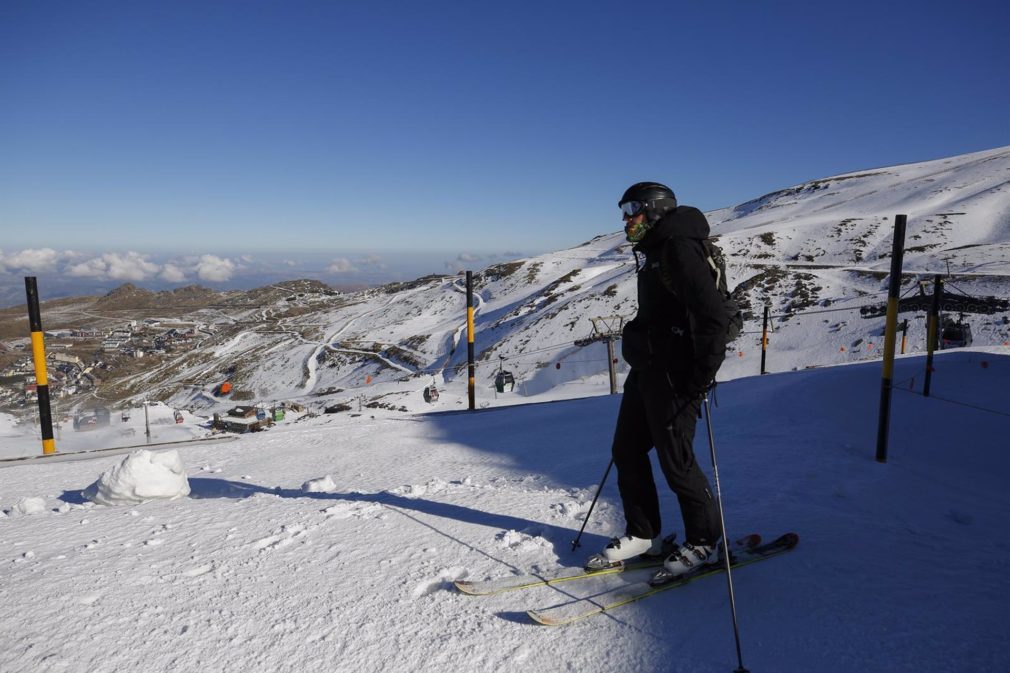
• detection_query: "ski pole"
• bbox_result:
[570,458,613,551]
[703,393,749,673]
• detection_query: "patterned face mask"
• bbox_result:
[624,217,651,243]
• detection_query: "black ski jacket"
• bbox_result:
[621,206,729,395]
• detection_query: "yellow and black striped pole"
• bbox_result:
[465,271,475,410]
[875,214,907,464]
[25,277,57,455]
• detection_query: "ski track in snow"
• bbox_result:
[302,285,430,393]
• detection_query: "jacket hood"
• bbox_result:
[635,205,710,250]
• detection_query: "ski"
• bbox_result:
[454,533,759,597]
[527,532,798,626]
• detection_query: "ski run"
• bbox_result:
[2,350,1007,672]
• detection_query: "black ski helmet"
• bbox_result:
[619,182,678,221]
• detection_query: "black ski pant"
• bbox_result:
[611,369,720,545]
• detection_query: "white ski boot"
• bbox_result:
[584,533,673,571]
[650,541,719,584]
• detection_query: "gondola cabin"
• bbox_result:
[940,318,973,349]
[494,370,515,393]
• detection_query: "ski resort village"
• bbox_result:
[0,316,211,408]
[1,147,1008,672]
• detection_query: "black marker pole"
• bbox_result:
[875,215,907,464]
[25,277,57,455]
[466,271,475,411]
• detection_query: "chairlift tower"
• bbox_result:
[574,316,625,394]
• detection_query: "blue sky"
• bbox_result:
[1,1,1008,298]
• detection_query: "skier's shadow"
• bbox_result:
[178,477,599,563]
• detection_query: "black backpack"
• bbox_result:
[661,237,744,346]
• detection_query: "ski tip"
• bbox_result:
[527,610,561,626]
[453,581,479,595]
[776,532,800,548]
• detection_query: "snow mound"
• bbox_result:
[301,475,337,493]
[11,497,47,515]
[84,449,191,506]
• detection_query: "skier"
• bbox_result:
[586,182,731,580]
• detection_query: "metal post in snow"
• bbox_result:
[466,271,476,411]
[760,305,769,375]
[25,277,56,455]
[606,338,618,395]
[875,214,907,464]
[923,274,943,397]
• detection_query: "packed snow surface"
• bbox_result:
[82,449,191,506]
[1,350,1007,672]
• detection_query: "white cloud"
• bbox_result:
[2,248,67,273]
[65,258,109,278]
[160,263,187,283]
[66,252,160,281]
[359,254,385,270]
[195,255,236,282]
[106,252,160,281]
[457,252,482,263]
[326,258,358,273]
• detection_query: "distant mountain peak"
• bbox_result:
[102,283,153,300]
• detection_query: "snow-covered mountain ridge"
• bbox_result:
[164,145,1007,413]
[8,146,1010,416]
[708,145,1010,274]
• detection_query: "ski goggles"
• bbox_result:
[620,200,646,218]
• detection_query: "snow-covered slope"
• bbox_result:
[3,146,1006,432]
[3,146,1009,672]
[708,145,1010,273]
[134,146,1010,416]
[2,351,1007,672]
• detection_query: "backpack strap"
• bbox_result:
[699,239,724,297]
[705,251,722,293]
